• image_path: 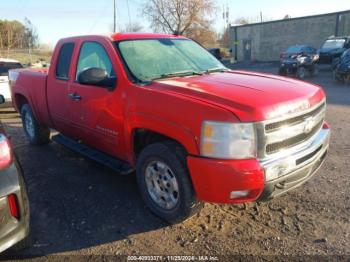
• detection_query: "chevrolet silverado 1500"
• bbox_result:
[9,33,330,223]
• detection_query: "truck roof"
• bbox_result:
[58,33,188,43]
[111,32,187,41]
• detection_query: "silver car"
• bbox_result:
[0,95,29,253]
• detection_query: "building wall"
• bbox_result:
[230,10,350,62]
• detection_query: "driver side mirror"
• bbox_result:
[77,67,116,91]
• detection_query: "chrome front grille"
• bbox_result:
[258,101,326,158]
[265,102,325,132]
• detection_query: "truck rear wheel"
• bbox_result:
[136,141,203,224]
[21,104,50,145]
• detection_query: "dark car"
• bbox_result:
[333,49,350,83]
[207,48,222,60]
[279,45,319,79]
[318,36,350,64]
[0,95,30,253]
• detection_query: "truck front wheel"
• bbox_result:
[21,104,50,145]
[136,141,203,224]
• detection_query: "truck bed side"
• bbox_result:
[10,68,52,127]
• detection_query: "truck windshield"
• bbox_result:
[117,38,226,81]
[322,39,345,49]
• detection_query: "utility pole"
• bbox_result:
[260,11,263,22]
[113,0,116,32]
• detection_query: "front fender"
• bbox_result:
[125,112,199,165]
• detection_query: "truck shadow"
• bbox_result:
[1,125,166,257]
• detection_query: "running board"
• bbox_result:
[52,134,134,175]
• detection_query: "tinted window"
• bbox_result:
[286,46,303,53]
[0,62,23,76]
[56,42,75,80]
[76,42,114,80]
[305,46,315,54]
[322,39,345,49]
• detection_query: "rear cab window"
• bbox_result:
[56,42,75,80]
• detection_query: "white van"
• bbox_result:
[0,59,23,102]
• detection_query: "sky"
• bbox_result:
[0,0,349,47]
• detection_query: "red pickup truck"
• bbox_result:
[9,33,330,223]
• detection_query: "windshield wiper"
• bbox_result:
[151,70,203,80]
[204,67,228,74]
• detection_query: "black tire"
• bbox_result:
[278,68,287,76]
[333,70,344,83]
[296,66,307,79]
[310,64,319,77]
[136,141,203,224]
[21,104,50,145]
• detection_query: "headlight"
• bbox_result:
[200,121,256,159]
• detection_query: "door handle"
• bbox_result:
[68,93,81,101]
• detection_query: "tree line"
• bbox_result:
[0,18,38,51]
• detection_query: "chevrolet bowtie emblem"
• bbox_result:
[303,117,314,133]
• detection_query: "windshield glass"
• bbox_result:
[117,39,225,81]
[286,46,304,53]
[322,39,345,49]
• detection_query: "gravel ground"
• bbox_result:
[0,64,349,261]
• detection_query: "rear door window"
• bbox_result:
[56,42,75,80]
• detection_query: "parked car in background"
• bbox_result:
[333,48,350,83]
[279,45,319,79]
[9,33,330,223]
[0,95,30,253]
[207,48,222,60]
[318,36,350,64]
[0,59,23,104]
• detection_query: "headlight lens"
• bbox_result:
[200,121,256,159]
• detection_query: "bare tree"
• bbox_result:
[24,17,39,48]
[143,0,215,35]
[121,22,144,33]
[234,17,249,25]
[0,19,38,51]
[186,21,216,47]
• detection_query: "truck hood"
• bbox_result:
[152,70,325,122]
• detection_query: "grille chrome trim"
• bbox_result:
[266,120,323,154]
[265,102,326,132]
[257,100,326,158]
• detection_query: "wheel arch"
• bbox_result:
[126,117,199,166]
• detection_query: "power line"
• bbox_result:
[113,0,116,32]
[126,0,131,27]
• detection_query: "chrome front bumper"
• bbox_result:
[0,161,29,253]
[258,126,330,200]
